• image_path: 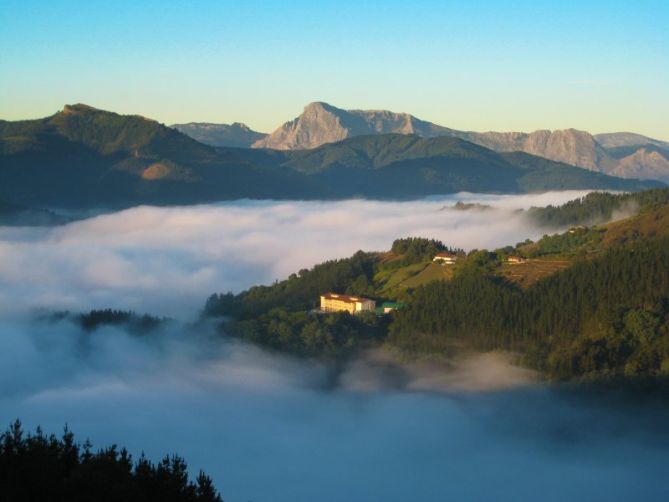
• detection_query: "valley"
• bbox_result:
[4,2,669,500]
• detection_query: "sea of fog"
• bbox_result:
[0,191,593,318]
[2,192,669,501]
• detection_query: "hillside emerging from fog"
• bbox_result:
[205,188,669,382]
[0,105,660,209]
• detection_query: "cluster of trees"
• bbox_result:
[544,305,669,380]
[452,201,492,211]
[231,309,387,358]
[524,227,605,257]
[204,251,386,356]
[527,188,669,228]
[389,235,669,380]
[0,420,223,502]
[204,238,466,357]
[62,309,167,335]
[389,237,455,265]
[204,251,377,319]
[385,237,463,269]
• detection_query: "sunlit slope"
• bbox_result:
[364,191,669,292]
[0,104,324,207]
[388,202,669,379]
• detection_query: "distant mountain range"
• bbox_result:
[0,104,660,209]
[235,134,657,197]
[175,101,669,183]
[171,122,266,148]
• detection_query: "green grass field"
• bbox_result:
[376,261,454,294]
[498,259,573,288]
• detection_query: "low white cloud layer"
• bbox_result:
[2,192,669,501]
[1,318,668,502]
[0,191,589,318]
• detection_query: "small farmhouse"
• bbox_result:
[506,255,526,264]
[375,301,405,315]
[320,293,376,314]
[433,252,458,265]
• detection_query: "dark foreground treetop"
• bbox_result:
[0,420,224,502]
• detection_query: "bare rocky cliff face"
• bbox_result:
[251,102,455,150]
[451,128,612,172]
[609,147,669,181]
[250,101,669,183]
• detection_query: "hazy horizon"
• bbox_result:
[1,1,667,140]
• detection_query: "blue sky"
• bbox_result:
[1,0,668,138]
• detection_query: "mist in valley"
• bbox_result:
[0,191,589,318]
[2,192,669,501]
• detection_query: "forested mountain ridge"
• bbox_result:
[0,104,215,160]
[0,105,660,209]
[389,235,669,380]
[239,134,660,197]
[526,188,669,228]
[0,104,327,207]
[204,190,669,381]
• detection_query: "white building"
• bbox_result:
[433,252,458,265]
[320,293,376,314]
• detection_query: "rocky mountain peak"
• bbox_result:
[252,102,349,150]
[172,100,669,183]
[252,101,452,150]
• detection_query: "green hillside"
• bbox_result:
[249,134,660,196]
[0,105,662,209]
[0,104,214,159]
[282,134,503,173]
[0,105,325,208]
[204,189,669,381]
[527,188,669,228]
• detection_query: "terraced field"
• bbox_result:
[498,259,573,288]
